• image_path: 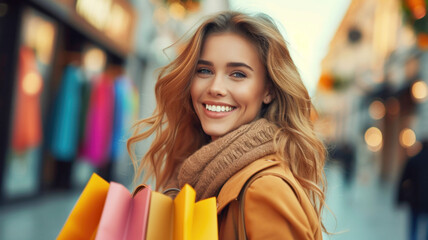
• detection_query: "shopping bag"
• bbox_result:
[58,174,218,240]
[95,182,151,240]
[145,191,174,240]
[192,197,218,240]
[57,173,109,240]
[146,184,218,240]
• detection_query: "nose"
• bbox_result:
[208,74,227,97]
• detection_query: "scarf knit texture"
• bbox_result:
[168,118,278,201]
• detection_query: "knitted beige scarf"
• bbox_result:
[166,118,278,201]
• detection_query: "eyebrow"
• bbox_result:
[197,59,254,71]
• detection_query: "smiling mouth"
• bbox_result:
[204,104,236,112]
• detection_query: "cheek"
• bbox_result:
[235,84,265,107]
[190,79,203,107]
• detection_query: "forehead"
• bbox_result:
[200,33,262,66]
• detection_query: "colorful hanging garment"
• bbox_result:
[77,78,92,153]
[110,76,139,161]
[81,74,115,167]
[11,46,44,153]
[50,65,83,160]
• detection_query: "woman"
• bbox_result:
[128,11,327,239]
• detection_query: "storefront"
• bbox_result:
[0,0,138,204]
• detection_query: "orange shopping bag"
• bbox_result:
[57,173,109,240]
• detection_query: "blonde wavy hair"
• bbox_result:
[128,11,327,232]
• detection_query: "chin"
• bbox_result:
[204,129,227,140]
[201,123,236,140]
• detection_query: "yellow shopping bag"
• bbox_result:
[146,184,218,240]
[57,173,109,240]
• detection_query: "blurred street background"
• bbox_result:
[1,0,428,239]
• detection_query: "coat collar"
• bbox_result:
[216,154,280,213]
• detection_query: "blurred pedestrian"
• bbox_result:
[332,142,356,186]
[397,139,428,240]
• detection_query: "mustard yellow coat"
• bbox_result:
[216,155,322,239]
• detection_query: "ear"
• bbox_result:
[263,87,273,104]
[262,95,271,104]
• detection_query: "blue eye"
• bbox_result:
[231,72,246,78]
[196,68,212,75]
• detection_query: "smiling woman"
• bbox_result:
[128,11,327,239]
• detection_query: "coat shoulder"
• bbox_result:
[243,175,321,239]
[217,155,323,239]
[217,154,299,212]
[216,154,282,212]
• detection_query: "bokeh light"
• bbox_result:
[365,127,383,152]
[411,80,428,102]
[399,128,416,148]
[22,72,43,95]
[35,21,56,64]
[369,100,386,120]
[406,0,427,19]
[83,47,107,74]
[169,2,186,20]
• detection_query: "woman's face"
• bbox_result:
[191,32,271,141]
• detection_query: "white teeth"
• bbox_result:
[205,104,234,112]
